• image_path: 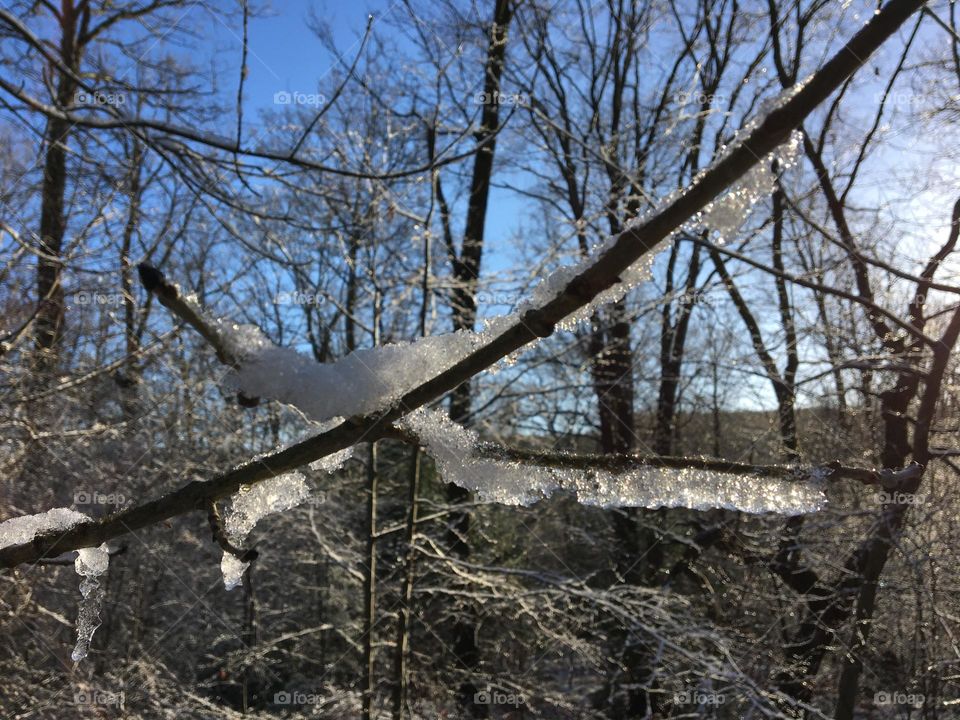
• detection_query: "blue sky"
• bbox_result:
[222,1,386,99]
[200,0,525,291]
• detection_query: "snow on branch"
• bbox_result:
[218,471,309,590]
[400,410,826,514]
[210,436,352,590]
[0,507,90,550]
[0,510,111,662]
[204,432,352,590]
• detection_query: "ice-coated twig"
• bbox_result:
[71,544,110,662]
[400,409,827,514]
[468,442,883,486]
[208,501,256,563]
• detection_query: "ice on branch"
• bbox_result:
[309,444,353,473]
[225,471,310,539]
[695,131,801,244]
[216,433,351,590]
[402,409,825,515]
[71,544,110,662]
[306,418,355,471]
[0,508,89,550]
[0,511,111,661]
[220,471,310,590]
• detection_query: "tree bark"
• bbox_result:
[361,440,379,720]
[34,1,88,376]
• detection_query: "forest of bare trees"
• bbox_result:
[1,0,959,717]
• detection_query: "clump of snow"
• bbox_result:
[71,544,110,662]
[220,553,250,592]
[220,322,490,423]
[219,471,311,590]
[401,409,825,515]
[216,432,351,590]
[0,508,90,550]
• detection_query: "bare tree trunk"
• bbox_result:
[20,1,88,501]
[770,168,800,457]
[34,2,87,377]
[362,277,382,720]
[654,240,702,455]
[241,554,258,713]
[362,440,379,720]
[711,347,722,457]
[595,216,647,720]
[119,139,144,418]
[35,94,72,375]
[391,447,420,720]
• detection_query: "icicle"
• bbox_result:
[402,409,825,515]
[71,544,110,662]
